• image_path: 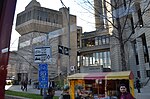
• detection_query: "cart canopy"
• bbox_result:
[67,71,134,80]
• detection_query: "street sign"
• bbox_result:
[58,45,63,54]
[34,46,52,63]
[58,45,70,55]
[64,47,69,55]
[38,64,48,88]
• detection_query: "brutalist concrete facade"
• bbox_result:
[9,0,77,81]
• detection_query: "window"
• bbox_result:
[133,41,139,65]
[102,36,106,44]
[123,0,126,9]
[106,37,110,44]
[98,37,102,45]
[141,34,149,63]
[136,3,143,27]
[95,37,98,45]
[81,51,111,68]
[130,16,135,34]
[82,38,95,47]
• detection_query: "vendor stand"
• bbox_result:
[67,71,134,99]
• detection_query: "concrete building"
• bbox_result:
[77,0,112,73]
[78,0,150,82]
[77,30,111,73]
[94,0,150,81]
[8,0,150,83]
[8,0,78,82]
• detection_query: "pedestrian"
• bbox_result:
[118,84,135,99]
[76,85,84,99]
[135,78,141,93]
[24,80,28,91]
[29,79,31,85]
[20,80,24,91]
[59,84,71,99]
[44,87,55,99]
[48,79,55,89]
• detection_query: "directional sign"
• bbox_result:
[58,45,64,54]
[38,64,48,88]
[58,45,70,55]
[34,46,52,63]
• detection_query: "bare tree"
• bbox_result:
[75,0,150,71]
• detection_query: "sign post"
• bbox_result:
[34,46,52,98]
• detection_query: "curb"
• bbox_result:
[5,95,31,99]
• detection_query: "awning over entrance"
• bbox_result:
[67,71,134,80]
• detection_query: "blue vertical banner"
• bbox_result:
[38,64,48,88]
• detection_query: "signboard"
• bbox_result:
[34,46,51,63]
[58,45,70,55]
[38,64,48,88]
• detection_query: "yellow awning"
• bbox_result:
[106,71,134,80]
[67,71,134,80]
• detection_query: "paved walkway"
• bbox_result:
[5,82,150,99]
[5,85,62,97]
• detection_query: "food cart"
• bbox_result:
[67,71,134,99]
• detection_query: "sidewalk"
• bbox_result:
[6,84,150,99]
[5,85,62,97]
[134,85,150,99]
[134,79,150,99]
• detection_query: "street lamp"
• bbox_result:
[60,0,71,76]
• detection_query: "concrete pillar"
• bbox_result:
[136,37,146,81]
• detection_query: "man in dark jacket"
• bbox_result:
[44,88,55,99]
[136,78,141,93]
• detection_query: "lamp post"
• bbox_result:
[60,0,71,76]
[67,7,70,76]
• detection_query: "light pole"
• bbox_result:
[67,7,70,76]
[43,33,49,99]
[60,0,71,76]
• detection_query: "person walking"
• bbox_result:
[24,80,28,91]
[29,79,31,85]
[44,88,55,99]
[59,84,71,99]
[76,86,83,99]
[48,79,55,89]
[20,80,24,91]
[135,78,141,93]
[118,84,135,99]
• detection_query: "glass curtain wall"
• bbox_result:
[82,51,111,68]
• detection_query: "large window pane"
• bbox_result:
[95,37,98,45]
[99,37,102,45]
[102,36,106,44]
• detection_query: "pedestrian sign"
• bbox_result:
[38,64,48,88]
[34,46,52,63]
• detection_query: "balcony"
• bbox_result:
[79,44,110,53]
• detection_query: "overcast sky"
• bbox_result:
[10,0,95,51]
